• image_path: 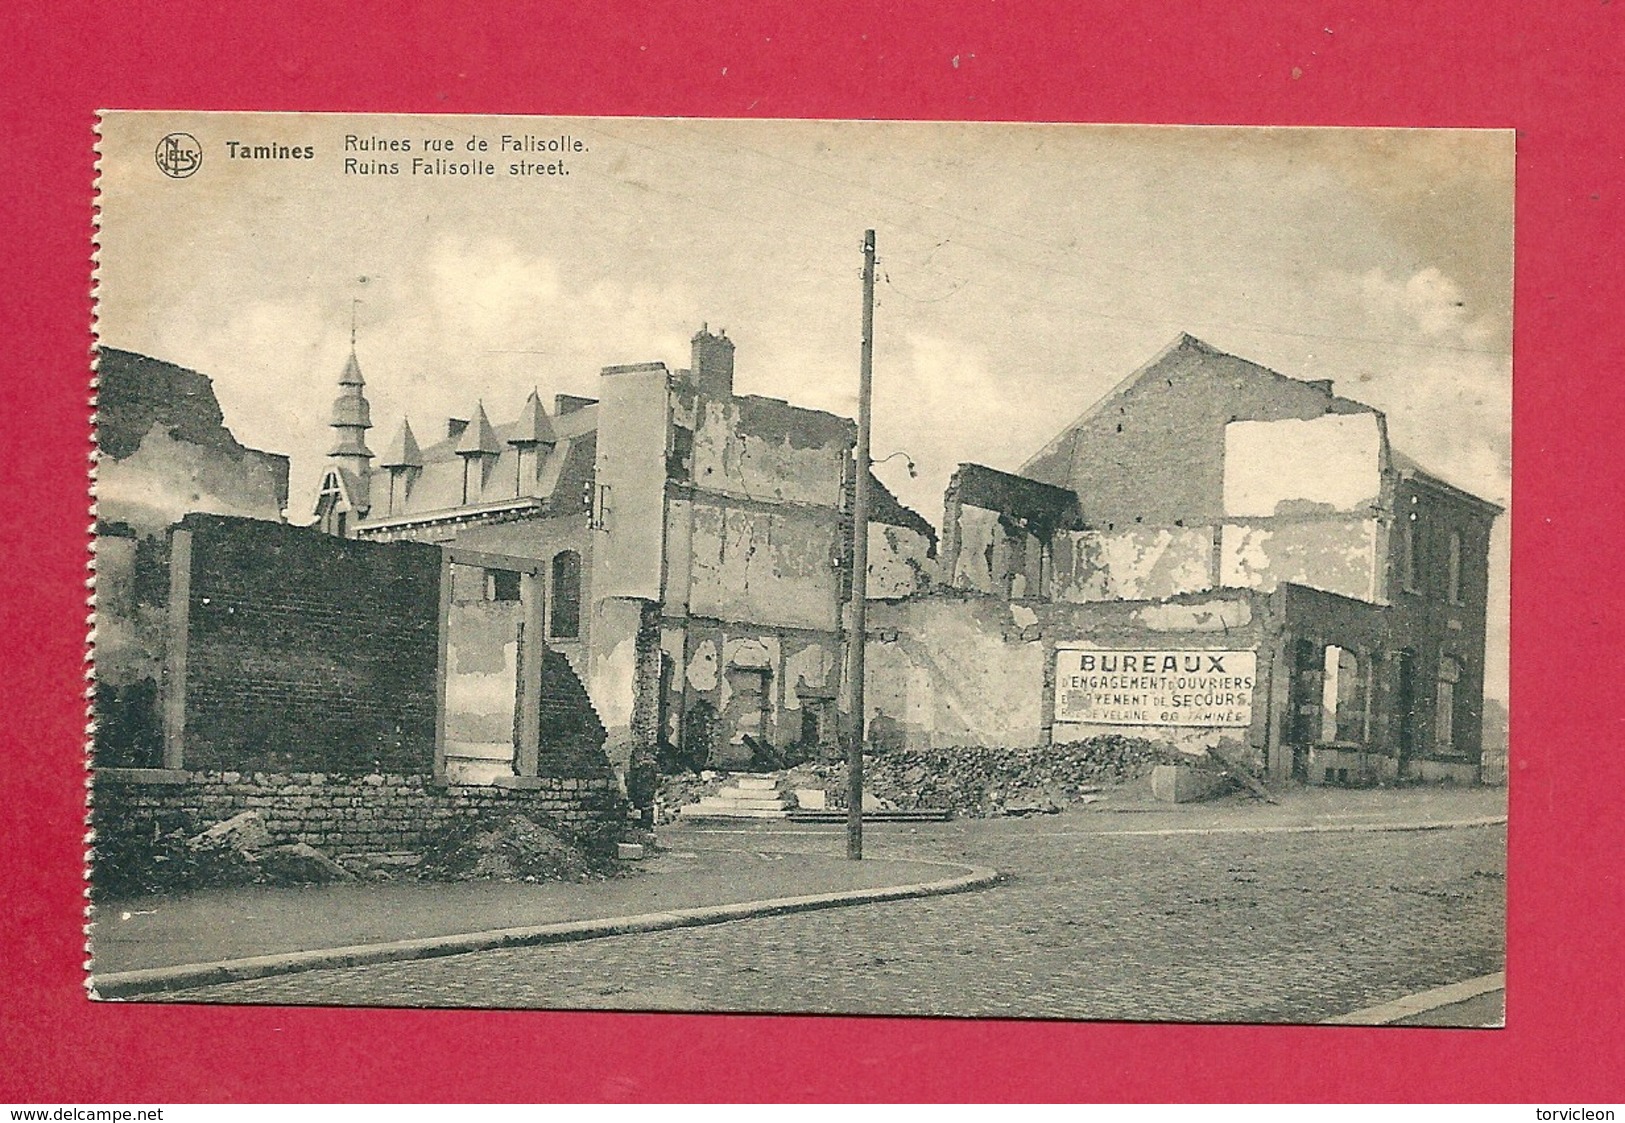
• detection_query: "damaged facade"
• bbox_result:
[321,326,937,778]
[870,334,1502,785]
[94,349,292,767]
[91,349,628,856]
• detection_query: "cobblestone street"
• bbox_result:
[152,810,1506,1024]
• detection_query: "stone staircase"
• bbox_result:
[677,774,791,820]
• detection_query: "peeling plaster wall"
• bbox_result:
[1051,526,1215,602]
[783,640,837,712]
[443,598,522,784]
[690,396,853,508]
[674,621,840,761]
[588,597,647,773]
[865,596,1050,751]
[868,522,937,599]
[446,515,595,681]
[685,501,842,633]
[1224,413,1384,517]
[865,590,1271,758]
[99,426,291,537]
[1220,518,1379,603]
[592,366,669,601]
[948,505,1004,593]
[97,349,291,536]
[663,496,695,615]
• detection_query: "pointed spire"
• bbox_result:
[379,417,423,469]
[338,349,365,387]
[508,388,556,446]
[455,401,503,456]
[327,340,373,516]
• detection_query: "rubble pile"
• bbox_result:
[809,735,1193,817]
[650,735,1201,820]
[654,769,732,816]
[92,810,354,899]
[413,811,622,883]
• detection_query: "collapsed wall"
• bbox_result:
[864,588,1274,768]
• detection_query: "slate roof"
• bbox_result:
[1389,449,1504,513]
[454,402,503,456]
[378,418,423,469]
[362,397,599,525]
[509,389,556,445]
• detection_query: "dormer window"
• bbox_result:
[454,402,503,505]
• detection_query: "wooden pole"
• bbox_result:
[847,230,876,861]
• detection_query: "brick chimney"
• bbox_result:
[690,323,735,399]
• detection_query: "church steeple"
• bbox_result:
[327,344,374,515]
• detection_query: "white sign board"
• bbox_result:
[1054,648,1257,728]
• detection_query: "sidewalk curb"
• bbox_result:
[676,815,1507,840]
[1061,814,1508,839]
[1320,971,1505,1025]
[89,860,999,1000]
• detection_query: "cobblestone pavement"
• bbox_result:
[153,816,1506,1024]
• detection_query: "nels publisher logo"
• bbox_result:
[155,132,202,179]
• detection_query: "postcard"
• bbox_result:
[89,112,1510,1025]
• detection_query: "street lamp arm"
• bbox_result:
[871,450,917,478]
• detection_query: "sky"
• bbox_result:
[96,113,1513,700]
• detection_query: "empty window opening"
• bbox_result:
[549,550,582,639]
[1436,656,1462,755]
[487,568,522,603]
[1320,645,1366,743]
[1447,530,1464,604]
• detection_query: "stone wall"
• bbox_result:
[92,768,627,860]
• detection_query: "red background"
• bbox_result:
[3,1,1620,1103]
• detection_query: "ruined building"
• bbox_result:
[313,326,937,779]
[867,334,1502,785]
[94,348,291,766]
[92,346,629,847]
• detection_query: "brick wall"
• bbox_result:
[178,514,441,774]
[92,768,627,860]
[536,647,614,777]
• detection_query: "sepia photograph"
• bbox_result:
[88,112,1511,1025]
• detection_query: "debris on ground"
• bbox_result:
[96,803,639,896]
[654,735,1216,819]
[188,810,273,853]
[256,842,354,883]
[93,810,355,898]
[412,811,625,883]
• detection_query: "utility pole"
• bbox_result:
[847,229,876,861]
